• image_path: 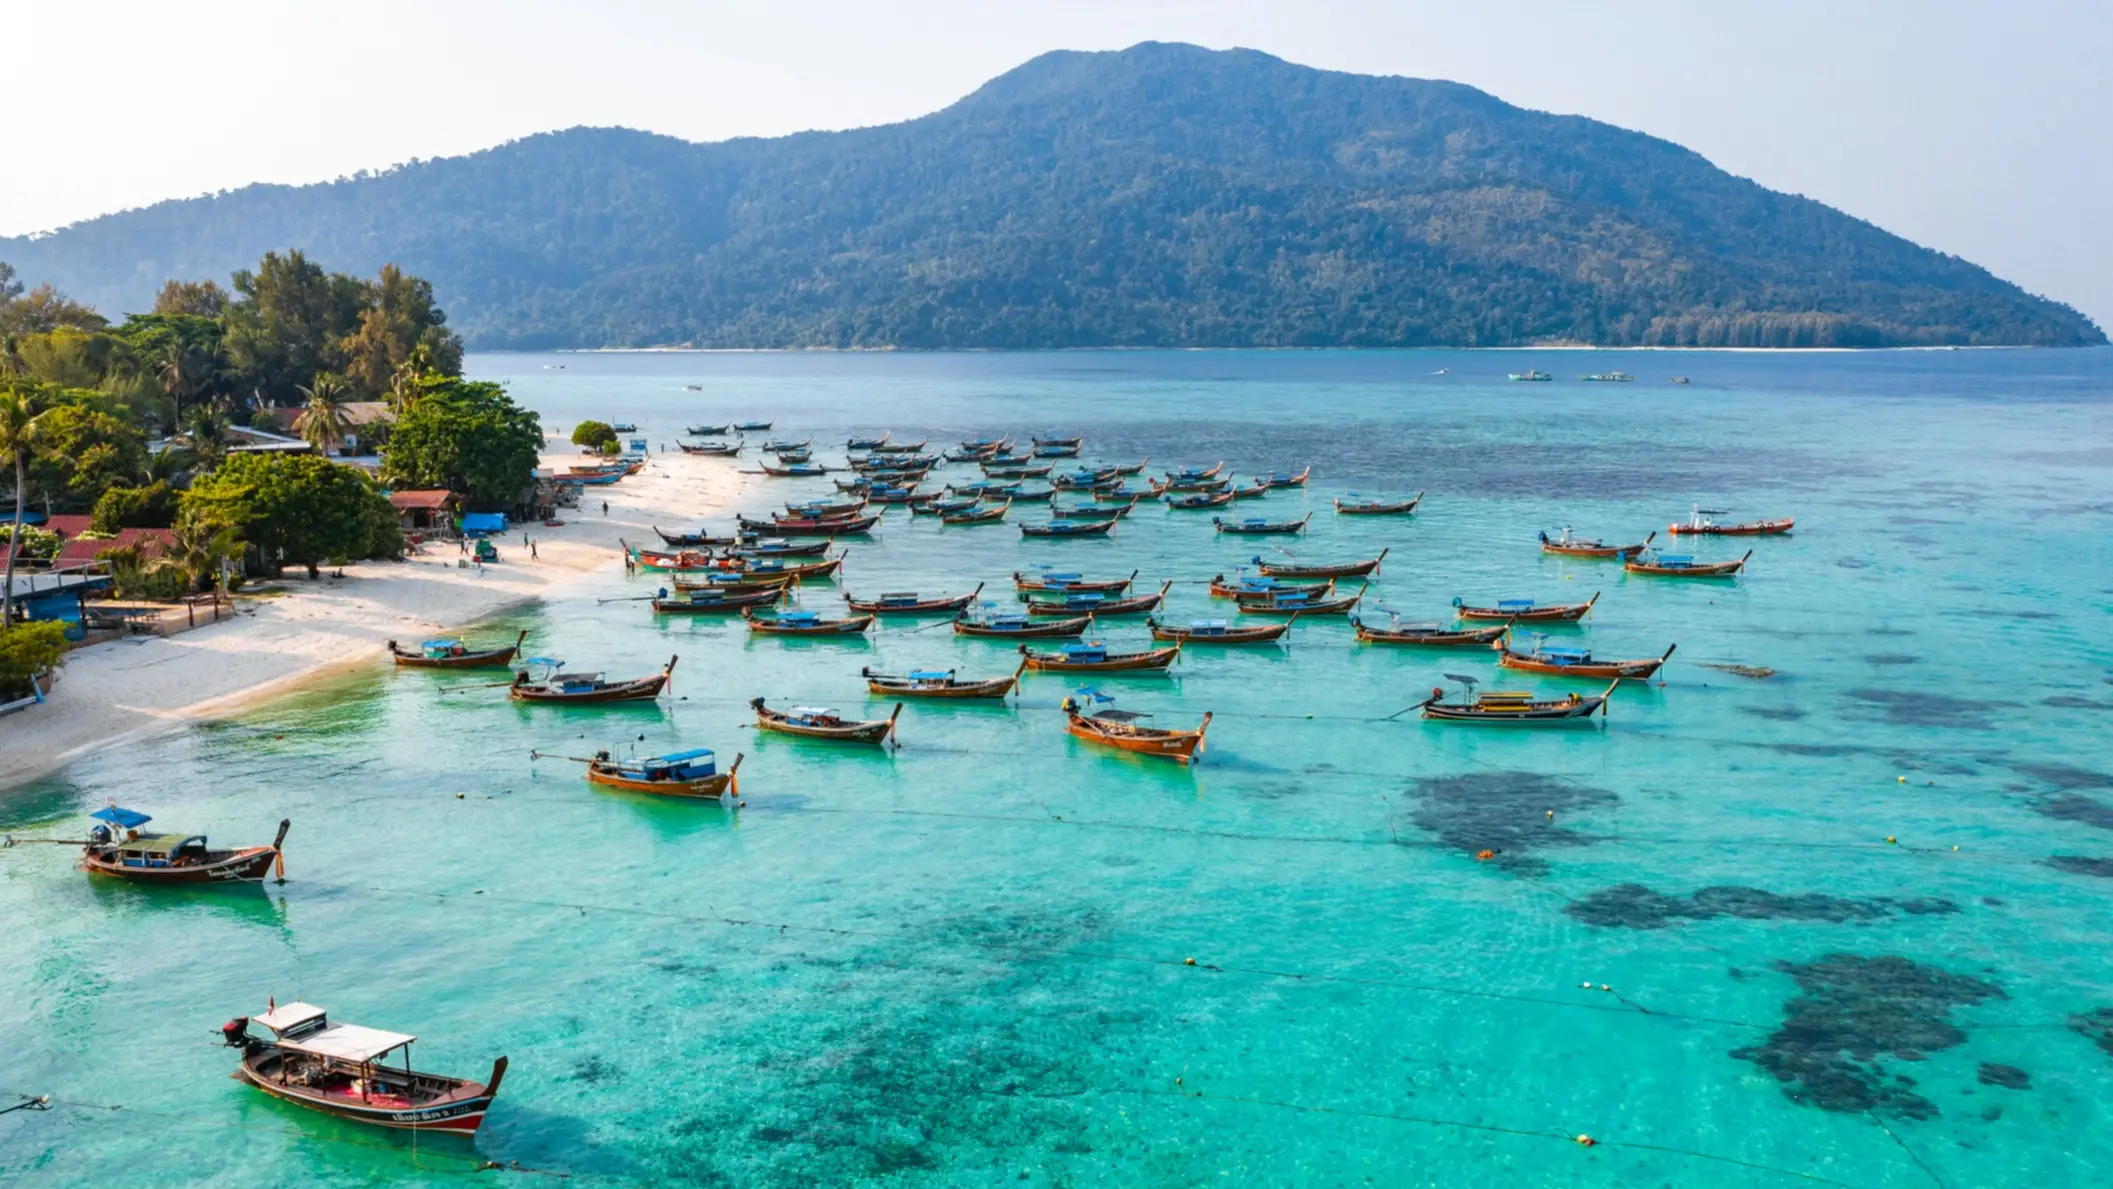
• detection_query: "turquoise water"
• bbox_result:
[6,348,2113,1186]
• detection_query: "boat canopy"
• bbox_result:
[1497,599,1536,611]
[778,611,820,623]
[644,748,715,766]
[1657,554,1695,565]
[279,1022,418,1064]
[1540,647,1592,662]
[91,806,153,829]
[116,833,207,855]
[787,706,836,719]
[1190,619,1228,630]
[1046,520,1079,529]
[254,1001,330,1037]
[907,670,952,681]
[1062,644,1107,659]
[1091,709,1149,723]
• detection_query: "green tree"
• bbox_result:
[222,251,367,405]
[381,379,542,510]
[181,407,230,463]
[338,265,464,397]
[181,452,400,579]
[292,373,354,454]
[0,387,49,626]
[0,620,68,699]
[570,420,618,451]
[91,480,181,532]
[0,284,107,335]
[151,278,229,318]
[27,402,149,511]
[164,513,240,594]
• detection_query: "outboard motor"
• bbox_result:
[88,824,112,846]
[220,1017,250,1048]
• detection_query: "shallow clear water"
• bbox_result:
[5,348,2113,1186]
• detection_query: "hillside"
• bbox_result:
[3,43,2101,349]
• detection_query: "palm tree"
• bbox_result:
[182,407,230,464]
[1,386,49,627]
[157,342,195,433]
[167,515,239,596]
[293,373,354,455]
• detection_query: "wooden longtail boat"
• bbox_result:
[744,609,874,636]
[688,424,732,436]
[222,1002,504,1136]
[1494,635,1676,681]
[1624,550,1751,578]
[1051,467,1119,489]
[1112,459,1150,476]
[734,420,773,431]
[1420,675,1616,725]
[1234,582,1366,615]
[1021,518,1116,538]
[1164,463,1224,482]
[1256,466,1311,489]
[1147,614,1294,644]
[771,449,813,464]
[729,537,835,559]
[1061,699,1211,763]
[1096,485,1154,502]
[1049,500,1134,521]
[847,432,891,450]
[913,497,978,516]
[739,513,879,536]
[1003,488,1056,504]
[1209,573,1333,600]
[663,568,796,593]
[870,439,929,454]
[653,587,784,613]
[860,660,1027,700]
[1540,528,1650,559]
[1033,443,1081,458]
[627,544,717,570]
[579,748,741,798]
[941,499,1011,526]
[1452,592,1599,622]
[1168,490,1237,510]
[1032,436,1084,449]
[759,462,829,477]
[1335,492,1423,516]
[654,526,739,548]
[1155,476,1233,496]
[1014,567,1136,596]
[1214,512,1311,535]
[677,441,742,457]
[510,657,675,703]
[761,437,813,453]
[782,498,867,518]
[1350,616,1505,646]
[744,553,844,582]
[1668,506,1794,536]
[1018,640,1181,672]
[387,630,527,669]
[846,583,984,615]
[751,698,901,744]
[1027,580,1171,617]
[76,807,288,885]
[954,609,1094,638]
[865,485,922,505]
[982,462,1054,479]
[1255,547,1388,579]
[1226,482,1271,500]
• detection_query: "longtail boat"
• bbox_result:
[1155,476,1233,496]
[1508,370,1554,383]
[570,469,625,487]
[942,500,1011,525]
[1668,506,1794,536]
[738,512,880,536]
[1096,485,1155,502]
[1255,547,1388,579]
[751,698,901,744]
[983,462,1054,479]
[1167,490,1236,510]
[847,432,891,450]
[1014,567,1136,596]
[1049,500,1134,521]
[688,424,731,436]
[860,660,1027,700]
[387,630,527,669]
[677,441,742,457]
[953,608,1094,638]
[759,461,828,477]
[577,748,742,798]
[1021,518,1115,538]
[783,498,867,518]
[1495,634,1676,680]
[76,807,288,885]
[743,609,874,636]
[1213,512,1310,535]
[1452,592,1599,622]
[865,485,922,505]
[1540,528,1650,559]
[730,537,835,558]
[1032,436,1083,449]
[761,437,813,453]
[846,583,984,615]
[1061,698,1210,763]
[1419,674,1616,725]
[745,553,844,582]
[1624,550,1751,578]
[733,420,773,431]
[1223,482,1269,500]
[1018,639,1181,672]
[663,567,795,593]
[221,1002,504,1135]
[870,439,929,454]
[1257,467,1311,489]
[1164,463,1224,482]
[509,657,675,703]
[1234,582,1366,615]
[627,544,715,571]
[1033,443,1081,458]
[1027,580,1170,617]
[1004,488,1056,504]
[1147,615,1293,645]
[1111,459,1150,476]
[771,449,813,464]
[913,497,978,516]
[654,526,739,548]
[1209,572,1332,600]
[1335,492,1423,516]
[1350,615,1505,646]
[653,587,784,613]
[1051,467,1119,489]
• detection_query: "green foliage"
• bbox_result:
[181,452,401,579]
[0,46,2101,349]
[164,514,240,593]
[382,379,542,510]
[571,420,618,450]
[0,283,105,336]
[91,481,180,532]
[0,621,68,699]
[100,542,189,601]
[151,278,229,318]
[0,523,61,560]
[26,403,148,511]
[221,252,464,404]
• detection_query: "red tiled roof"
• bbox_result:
[389,490,458,511]
[55,527,175,566]
[43,514,94,539]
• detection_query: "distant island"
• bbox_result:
[3,42,2101,351]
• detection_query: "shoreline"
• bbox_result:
[0,447,747,793]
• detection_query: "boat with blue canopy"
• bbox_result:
[386,630,527,669]
[1452,592,1599,622]
[564,747,743,798]
[1146,615,1293,644]
[1213,512,1310,535]
[76,806,290,885]
[750,698,902,744]
[953,604,1094,638]
[1013,567,1137,596]
[1026,580,1169,615]
[1018,639,1181,672]
[1623,549,1752,578]
[1495,632,1676,680]
[861,661,1028,699]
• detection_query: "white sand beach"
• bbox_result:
[0,447,749,791]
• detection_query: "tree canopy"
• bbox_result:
[381,378,541,510]
[181,451,401,579]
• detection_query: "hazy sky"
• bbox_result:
[9,0,2109,327]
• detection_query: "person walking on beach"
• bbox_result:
[602,501,609,516]
[530,539,539,560]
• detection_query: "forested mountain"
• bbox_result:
[4,42,2101,349]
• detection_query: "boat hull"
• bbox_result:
[1020,645,1180,672]
[510,676,668,703]
[81,844,278,885]
[1353,624,1506,646]
[1495,653,1666,680]
[237,1052,500,1136]
[1064,710,1210,763]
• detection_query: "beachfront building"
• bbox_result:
[388,490,462,535]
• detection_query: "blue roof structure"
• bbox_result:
[460,512,506,534]
[91,806,152,829]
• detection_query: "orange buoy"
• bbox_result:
[1476,849,1495,861]
[1575,1134,1596,1147]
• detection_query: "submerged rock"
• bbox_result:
[2044,855,2113,878]
[1977,1062,2031,1090]
[1404,771,1615,877]
[1567,884,1958,930]
[2070,1007,2113,1058]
